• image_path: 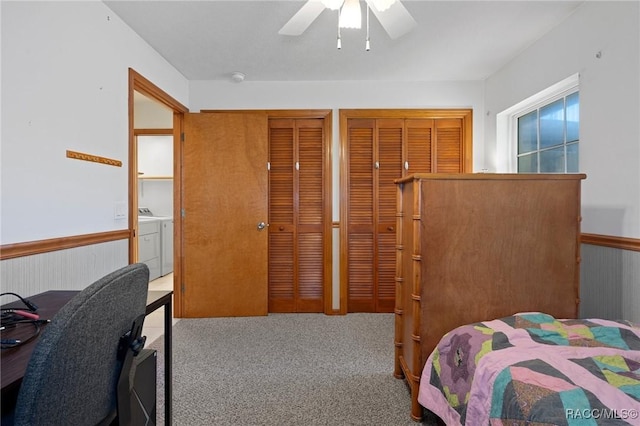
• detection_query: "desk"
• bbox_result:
[1,290,173,425]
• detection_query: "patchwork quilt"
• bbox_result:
[417,312,640,425]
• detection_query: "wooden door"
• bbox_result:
[346,119,375,311]
[375,119,404,312]
[268,118,325,312]
[405,119,434,174]
[346,119,403,312]
[345,116,465,313]
[182,112,268,317]
[434,118,463,172]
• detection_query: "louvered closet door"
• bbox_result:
[268,118,324,313]
[434,118,463,172]
[405,119,434,174]
[342,110,470,314]
[346,119,375,311]
[347,119,403,312]
[269,120,295,312]
[375,119,404,312]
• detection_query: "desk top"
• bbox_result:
[1,289,172,399]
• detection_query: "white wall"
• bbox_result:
[0,1,189,245]
[484,1,640,239]
[134,96,174,128]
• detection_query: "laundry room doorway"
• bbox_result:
[129,68,188,316]
[136,131,173,281]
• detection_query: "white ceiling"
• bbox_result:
[104,0,584,82]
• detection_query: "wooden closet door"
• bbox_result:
[268,120,295,312]
[434,118,463,173]
[268,118,324,312]
[376,119,404,312]
[346,119,376,311]
[346,117,463,313]
[297,119,325,312]
[341,109,472,314]
[347,119,403,312]
[405,119,434,174]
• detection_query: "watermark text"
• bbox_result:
[566,408,638,420]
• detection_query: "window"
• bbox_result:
[516,91,579,173]
[495,73,580,173]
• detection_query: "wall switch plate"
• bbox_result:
[114,201,127,220]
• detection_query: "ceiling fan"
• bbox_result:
[279,0,417,40]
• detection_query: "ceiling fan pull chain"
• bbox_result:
[365,4,371,51]
[337,12,342,50]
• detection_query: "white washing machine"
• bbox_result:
[139,208,173,277]
[159,217,173,276]
[138,216,161,281]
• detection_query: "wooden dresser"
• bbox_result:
[393,173,586,420]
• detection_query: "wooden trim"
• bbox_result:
[339,109,473,119]
[138,176,173,180]
[395,173,587,183]
[463,111,473,172]
[0,230,131,260]
[581,233,640,252]
[172,113,184,318]
[129,69,188,113]
[134,128,173,135]
[129,68,188,318]
[339,111,349,315]
[324,112,334,315]
[202,109,331,119]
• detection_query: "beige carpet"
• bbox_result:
[148,313,436,425]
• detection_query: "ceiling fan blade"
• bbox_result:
[278,0,327,36]
[365,0,417,39]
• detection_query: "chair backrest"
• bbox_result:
[13,263,150,426]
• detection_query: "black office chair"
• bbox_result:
[10,263,150,426]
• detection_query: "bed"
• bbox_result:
[418,312,640,425]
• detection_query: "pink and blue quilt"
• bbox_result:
[418,312,640,425]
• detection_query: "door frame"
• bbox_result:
[128,68,188,317]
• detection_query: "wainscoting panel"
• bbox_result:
[0,240,129,298]
[580,243,640,323]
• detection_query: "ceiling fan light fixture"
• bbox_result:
[369,0,396,12]
[339,0,361,29]
[321,0,344,10]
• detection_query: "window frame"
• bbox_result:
[496,73,579,173]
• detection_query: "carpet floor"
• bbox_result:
[148,313,435,425]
